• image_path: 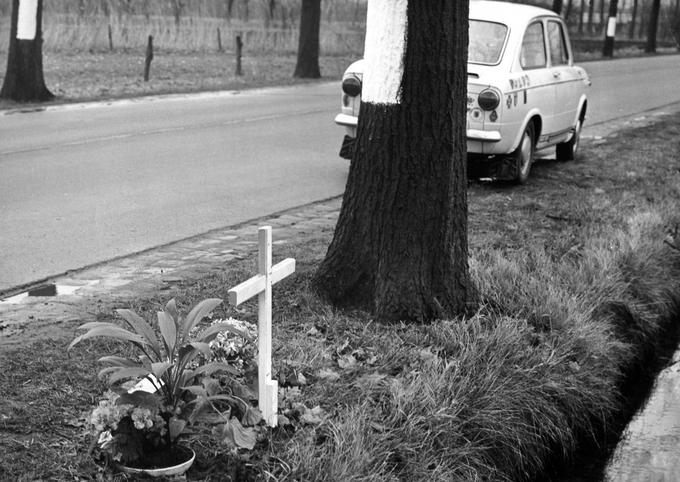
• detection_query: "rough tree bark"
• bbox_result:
[313,0,472,323]
[293,0,321,78]
[645,0,662,52]
[0,0,53,102]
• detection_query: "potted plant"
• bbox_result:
[70,298,253,476]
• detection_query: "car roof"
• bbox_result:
[470,1,559,26]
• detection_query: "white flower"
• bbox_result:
[97,430,113,448]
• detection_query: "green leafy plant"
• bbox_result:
[69,298,254,465]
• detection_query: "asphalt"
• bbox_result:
[0,196,342,342]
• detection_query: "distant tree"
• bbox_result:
[0,0,53,102]
[645,0,662,52]
[313,0,472,322]
[553,0,564,14]
[603,0,620,56]
[170,0,185,26]
[629,0,639,38]
[293,0,321,78]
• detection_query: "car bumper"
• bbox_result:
[335,114,502,145]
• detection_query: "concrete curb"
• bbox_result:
[0,196,341,342]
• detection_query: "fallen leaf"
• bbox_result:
[300,405,325,425]
[219,417,257,450]
[338,354,357,369]
[317,368,340,382]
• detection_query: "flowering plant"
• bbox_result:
[89,390,170,465]
[70,298,255,467]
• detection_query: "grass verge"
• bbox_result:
[0,51,354,111]
[1,114,680,481]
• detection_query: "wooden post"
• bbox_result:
[235,34,243,76]
[227,226,296,427]
[217,27,223,52]
[144,35,154,82]
[108,24,114,51]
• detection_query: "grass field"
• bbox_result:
[1,107,679,480]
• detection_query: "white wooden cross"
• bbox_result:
[227,226,295,427]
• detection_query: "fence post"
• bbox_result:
[217,27,223,52]
[235,34,243,76]
[144,35,154,82]
[108,24,114,51]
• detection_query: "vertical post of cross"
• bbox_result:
[228,226,295,427]
[257,226,278,426]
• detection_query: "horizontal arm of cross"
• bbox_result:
[228,258,296,306]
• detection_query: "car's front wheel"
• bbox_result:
[556,118,582,162]
[513,123,535,184]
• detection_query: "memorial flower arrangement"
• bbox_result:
[70,298,256,470]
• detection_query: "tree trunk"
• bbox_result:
[313,0,472,323]
[603,0,619,56]
[629,0,638,38]
[579,0,585,34]
[0,0,53,102]
[645,0,662,52]
[588,0,595,33]
[565,0,574,21]
[293,0,321,78]
[553,0,564,15]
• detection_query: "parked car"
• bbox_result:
[334,0,591,183]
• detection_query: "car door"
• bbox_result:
[547,19,579,141]
[518,20,558,146]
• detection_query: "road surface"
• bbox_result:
[1,54,679,294]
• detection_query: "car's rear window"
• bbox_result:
[469,20,508,65]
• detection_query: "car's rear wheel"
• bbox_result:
[556,118,582,162]
[514,123,535,184]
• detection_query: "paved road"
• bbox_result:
[1,55,679,294]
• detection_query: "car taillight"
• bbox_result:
[342,75,362,97]
[478,89,500,111]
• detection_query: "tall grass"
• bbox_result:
[267,208,680,482]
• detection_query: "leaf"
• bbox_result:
[183,385,208,398]
[219,417,257,450]
[242,406,263,426]
[117,391,162,410]
[317,369,340,382]
[165,299,179,323]
[106,367,153,385]
[150,361,173,379]
[188,342,212,357]
[157,310,177,355]
[337,354,357,369]
[181,298,222,341]
[230,380,257,401]
[68,324,149,350]
[354,372,388,391]
[168,417,187,441]
[300,405,326,426]
[196,322,252,344]
[202,377,222,397]
[115,309,161,355]
[193,362,238,378]
[97,356,138,367]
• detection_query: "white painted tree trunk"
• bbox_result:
[17,0,38,40]
[362,0,408,105]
